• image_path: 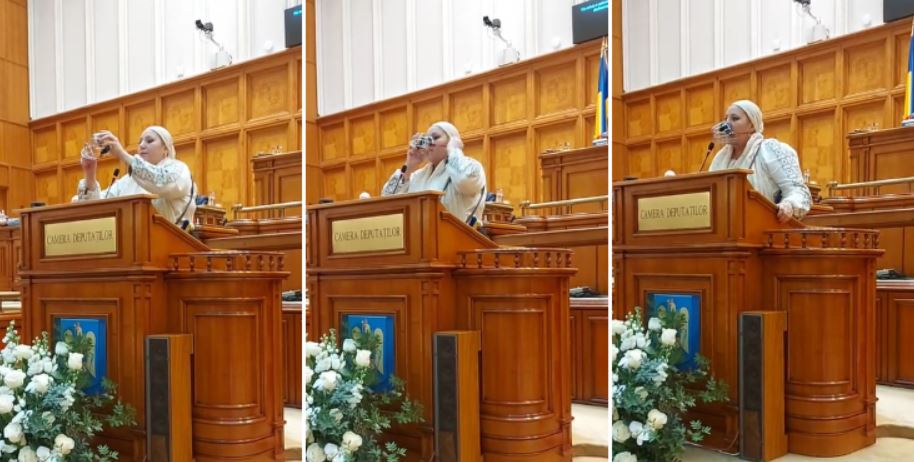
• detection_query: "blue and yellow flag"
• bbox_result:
[905,17,914,122]
[594,38,609,140]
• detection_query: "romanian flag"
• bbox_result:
[905,17,914,122]
[593,38,609,140]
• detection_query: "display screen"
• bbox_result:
[572,0,609,44]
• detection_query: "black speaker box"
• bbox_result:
[285,5,303,48]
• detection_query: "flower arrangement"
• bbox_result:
[305,329,422,462]
[612,308,728,462]
[0,322,135,461]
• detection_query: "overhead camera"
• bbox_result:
[194,19,233,69]
[195,19,214,33]
[482,15,519,66]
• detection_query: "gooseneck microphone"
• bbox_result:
[698,142,715,172]
[103,168,121,199]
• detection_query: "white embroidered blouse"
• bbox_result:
[708,135,812,218]
[380,149,487,224]
[74,155,196,225]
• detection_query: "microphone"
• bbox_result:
[103,168,121,199]
[698,142,715,172]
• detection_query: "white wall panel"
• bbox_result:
[93,0,121,103]
[28,0,302,119]
[623,0,886,92]
[687,0,714,76]
[251,0,290,57]
[539,0,574,55]
[722,0,751,67]
[380,0,407,98]
[61,0,87,111]
[491,0,527,67]
[656,0,680,83]
[349,0,374,107]
[30,0,57,117]
[318,0,344,114]
[415,0,443,90]
[125,0,156,93]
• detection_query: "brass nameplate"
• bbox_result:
[44,216,117,257]
[637,192,711,231]
[331,213,405,254]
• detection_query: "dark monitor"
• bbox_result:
[572,0,609,44]
[885,0,914,22]
[285,5,303,48]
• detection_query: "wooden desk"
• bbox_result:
[614,170,880,457]
[18,195,288,461]
[252,151,302,218]
[539,146,608,214]
[848,127,914,195]
[308,192,574,462]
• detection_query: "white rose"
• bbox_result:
[28,374,51,394]
[332,454,346,462]
[661,328,677,346]
[354,350,371,368]
[3,422,22,443]
[67,353,83,371]
[306,443,326,462]
[314,357,331,373]
[4,370,25,389]
[634,386,648,401]
[304,366,314,385]
[647,409,668,430]
[342,431,363,452]
[17,446,36,462]
[54,434,75,455]
[342,339,356,353]
[648,317,661,331]
[634,332,648,349]
[610,344,618,365]
[611,420,631,442]
[330,354,343,370]
[329,408,343,423]
[613,452,637,462]
[619,349,643,370]
[323,443,339,459]
[13,346,31,361]
[611,320,626,336]
[35,446,50,461]
[653,363,668,385]
[318,370,338,391]
[619,335,636,352]
[305,342,322,359]
[629,420,652,446]
[0,395,13,414]
[54,342,69,356]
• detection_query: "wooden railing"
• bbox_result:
[457,248,574,269]
[169,251,286,273]
[764,229,880,250]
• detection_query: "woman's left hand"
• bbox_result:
[94,130,130,163]
[777,201,795,223]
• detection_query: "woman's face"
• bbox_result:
[425,126,449,164]
[138,129,168,164]
[723,105,755,147]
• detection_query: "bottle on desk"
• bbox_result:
[208,192,216,206]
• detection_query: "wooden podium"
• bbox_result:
[614,170,880,457]
[307,192,575,461]
[17,195,287,461]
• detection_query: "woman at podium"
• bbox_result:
[708,99,811,222]
[380,121,487,226]
[73,125,197,227]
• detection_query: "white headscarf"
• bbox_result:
[732,100,764,134]
[145,125,177,159]
[430,121,464,154]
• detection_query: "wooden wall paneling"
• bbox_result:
[174,141,202,196]
[904,227,914,277]
[798,109,839,187]
[624,97,651,140]
[798,52,837,106]
[895,31,911,88]
[462,138,487,185]
[655,91,682,134]
[874,227,904,272]
[350,159,377,199]
[685,133,713,173]
[533,121,577,160]
[876,292,885,383]
[90,110,120,136]
[564,157,608,214]
[844,40,887,98]
[33,168,58,205]
[764,116,795,148]
[60,117,88,162]
[32,125,59,166]
[490,129,531,206]
[720,73,752,114]
[379,106,408,151]
[535,60,577,118]
[568,245,597,291]
[203,134,244,208]
[413,96,444,135]
[655,138,683,176]
[282,305,302,408]
[449,85,485,135]
[202,77,241,131]
[582,308,608,404]
[125,100,156,150]
[490,74,528,127]
[61,166,83,202]
[597,244,608,294]
[586,52,602,108]
[1,121,29,169]
[247,123,291,158]
[349,114,376,158]
[570,308,581,401]
[162,88,197,140]
[627,142,652,179]
[322,165,347,202]
[8,166,31,210]
[378,155,402,195]
[247,64,291,123]
[888,296,914,386]
[686,83,716,129]
[319,121,346,163]
[758,63,793,113]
